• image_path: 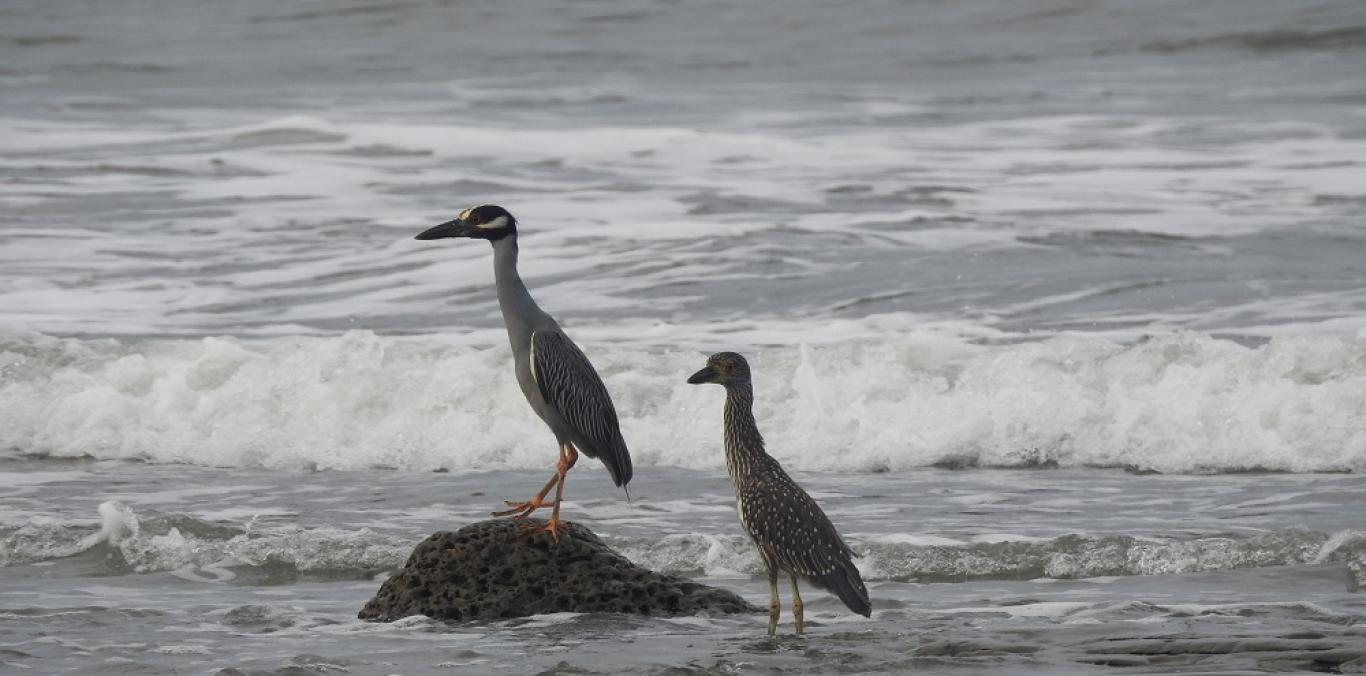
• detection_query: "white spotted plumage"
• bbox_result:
[710,355,871,619]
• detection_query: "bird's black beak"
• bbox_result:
[414,217,473,240]
[687,366,717,385]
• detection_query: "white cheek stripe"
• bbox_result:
[476,215,508,230]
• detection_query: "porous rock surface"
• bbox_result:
[358,518,757,623]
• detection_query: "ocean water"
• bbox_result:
[3,0,1366,673]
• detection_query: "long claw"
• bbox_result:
[531,517,563,541]
[491,498,547,518]
[510,516,563,542]
[488,443,577,541]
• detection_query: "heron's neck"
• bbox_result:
[722,383,767,483]
[491,236,545,324]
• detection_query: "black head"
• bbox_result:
[414,204,517,242]
[686,351,752,386]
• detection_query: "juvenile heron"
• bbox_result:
[688,352,870,635]
[415,205,632,540]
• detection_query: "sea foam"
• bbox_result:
[2,329,1363,474]
[7,502,1365,589]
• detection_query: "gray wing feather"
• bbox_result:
[531,330,633,487]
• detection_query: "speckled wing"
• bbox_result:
[737,477,854,577]
[530,329,633,487]
[737,475,871,616]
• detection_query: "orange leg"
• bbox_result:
[490,443,579,542]
[540,444,578,540]
[490,468,561,518]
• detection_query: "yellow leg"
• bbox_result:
[790,574,804,636]
[767,568,780,636]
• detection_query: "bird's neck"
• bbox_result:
[491,236,546,325]
[722,383,768,484]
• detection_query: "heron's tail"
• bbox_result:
[817,560,871,617]
[571,433,632,488]
[607,436,632,488]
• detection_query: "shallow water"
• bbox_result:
[3,0,1366,673]
[3,459,1366,674]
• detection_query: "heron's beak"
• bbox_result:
[414,217,474,240]
[687,366,717,384]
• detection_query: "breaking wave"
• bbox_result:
[0,501,408,579]
[3,329,1365,474]
[611,529,1366,586]
[6,502,1364,589]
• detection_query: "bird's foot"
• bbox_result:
[541,515,565,542]
[514,515,564,542]
[491,497,548,518]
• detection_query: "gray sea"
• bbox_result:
[3,0,1366,673]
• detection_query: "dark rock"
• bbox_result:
[358,519,757,623]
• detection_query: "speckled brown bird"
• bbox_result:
[687,351,871,635]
